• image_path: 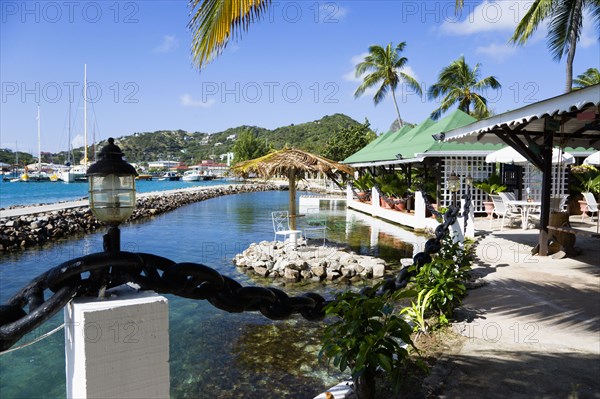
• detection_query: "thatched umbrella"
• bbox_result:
[231,148,354,229]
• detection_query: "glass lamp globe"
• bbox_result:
[448,172,460,193]
[87,138,138,225]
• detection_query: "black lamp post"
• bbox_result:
[87,137,138,252]
[448,172,460,208]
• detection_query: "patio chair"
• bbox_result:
[490,194,521,231]
[300,208,327,245]
[500,192,517,202]
[272,211,302,243]
[581,192,599,224]
[550,194,569,212]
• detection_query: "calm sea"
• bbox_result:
[0,190,419,398]
[0,178,236,209]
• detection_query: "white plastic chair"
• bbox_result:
[272,211,302,243]
[301,208,327,245]
[490,194,521,231]
[581,192,599,231]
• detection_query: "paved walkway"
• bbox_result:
[427,216,600,398]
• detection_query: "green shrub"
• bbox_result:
[320,284,417,399]
[409,236,472,322]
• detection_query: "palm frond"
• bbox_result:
[510,0,554,45]
[189,0,271,69]
[547,0,584,61]
[399,72,423,96]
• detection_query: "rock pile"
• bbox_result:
[1,184,277,252]
[233,240,390,282]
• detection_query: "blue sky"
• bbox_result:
[1,0,598,155]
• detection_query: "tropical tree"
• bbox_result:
[354,42,422,128]
[232,129,269,164]
[427,56,501,120]
[509,0,600,93]
[323,119,377,162]
[573,67,600,88]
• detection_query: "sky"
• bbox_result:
[1,0,598,155]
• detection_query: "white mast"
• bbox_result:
[84,64,88,168]
[37,104,41,174]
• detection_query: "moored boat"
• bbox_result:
[182,170,201,181]
[158,171,181,181]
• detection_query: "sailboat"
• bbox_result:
[20,105,50,182]
[60,65,89,183]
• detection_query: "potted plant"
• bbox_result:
[473,174,507,218]
[375,173,407,210]
[570,164,600,214]
[353,173,374,203]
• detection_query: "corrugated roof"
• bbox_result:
[342,125,412,164]
[440,84,600,149]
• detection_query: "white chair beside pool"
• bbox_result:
[300,208,327,245]
[272,211,302,246]
[581,192,599,232]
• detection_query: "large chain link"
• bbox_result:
[0,203,459,351]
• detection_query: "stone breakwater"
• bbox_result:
[0,184,278,252]
[233,240,390,283]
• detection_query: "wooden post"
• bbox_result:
[289,168,297,230]
[64,287,169,399]
[538,128,554,256]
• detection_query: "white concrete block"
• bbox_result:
[64,289,169,399]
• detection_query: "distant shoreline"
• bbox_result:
[0,183,280,252]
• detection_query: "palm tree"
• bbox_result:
[427,56,501,120]
[509,0,600,93]
[573,67,600,88]
[188,1,466,69]
[354,42,422,128]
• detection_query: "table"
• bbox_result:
[508,200,542,230]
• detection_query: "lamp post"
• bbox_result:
[87,137,138,253]
[448,171,460,208]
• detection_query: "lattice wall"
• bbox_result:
[441,156,494,213]
[521,164,569,200]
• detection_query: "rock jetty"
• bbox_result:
[0,184,278,252]
[233,240,391,282]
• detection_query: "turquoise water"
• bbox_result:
[0,191,415,398]
[0,178,237,209]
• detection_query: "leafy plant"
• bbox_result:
[354,173,375,192]
[400,288,435,335]
[474,173,506,197]
[374,173,408,198]
[409,236,472,320]
[320,284,417,399]
[571,164,600,194]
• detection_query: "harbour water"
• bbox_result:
[0,178,237,209]
[0,190,421,398]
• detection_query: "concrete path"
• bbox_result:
[427,217,600,398]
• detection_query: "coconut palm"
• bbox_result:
[573,67,600,88]
[427,56,501,120]
[354,42,422,128]
[510,0,600,93]
[188,1,466,69]
[231,148,354,229]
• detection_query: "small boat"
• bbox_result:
[200,171,216,181]
[182,170,201,182]
[136,174,153,181]
[158,171,181,181]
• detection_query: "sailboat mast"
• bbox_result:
[68,101,72,164]
[84,64,88,168]
[37,105,41,174]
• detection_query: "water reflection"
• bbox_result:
[0,191,426,398]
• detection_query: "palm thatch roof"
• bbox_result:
[231,148,354,180]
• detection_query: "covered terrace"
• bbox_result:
[438,84,600,256]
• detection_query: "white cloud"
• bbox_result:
[580,10,599,48]
[71,134,85,148]
[180,94,215,108]
[476,42,517,62]
[440,0,530,35]
[153,35,179,53]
